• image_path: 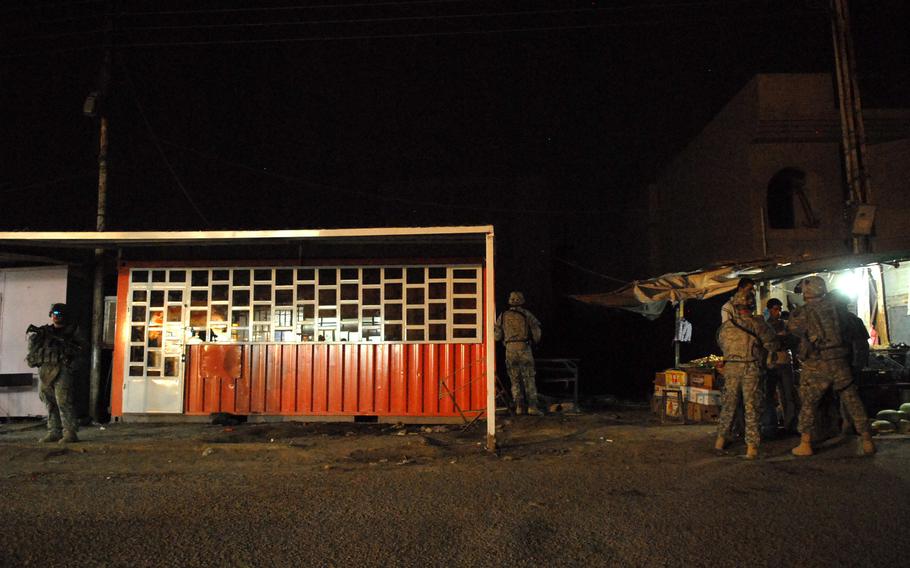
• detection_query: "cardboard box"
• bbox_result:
[665,370,687,387]
[652,385,685,418]
[686,402,721,423]
[686,387,723,407]
[682,367,723,390]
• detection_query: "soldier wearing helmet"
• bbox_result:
[715,295,778,459]
[494,291,543,415]
[786,276,875,456]
[26,303,85,444]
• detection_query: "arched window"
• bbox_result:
[767,168,818,229]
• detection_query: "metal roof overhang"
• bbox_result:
[0,226,493,249]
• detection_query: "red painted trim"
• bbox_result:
[110,267,131,417]
[119,257,483,269]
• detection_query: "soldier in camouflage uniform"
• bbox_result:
[26,303,84,444]
[715,292,777,459]
[787,276,875,456]
[494,291,542,415]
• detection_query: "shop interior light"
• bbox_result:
[833,269,865,299]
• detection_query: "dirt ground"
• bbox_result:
[1,408,909,567]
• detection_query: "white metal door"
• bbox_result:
[123,272,187,413]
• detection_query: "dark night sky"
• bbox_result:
[2,0,909,271]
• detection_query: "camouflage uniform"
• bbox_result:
[27,320,83,438]
[494,292,542,412]
[787,292,870,436]
[716,302,777,446]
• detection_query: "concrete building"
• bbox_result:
[648,73,910,275]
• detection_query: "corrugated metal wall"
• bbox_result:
[184,343,486,417]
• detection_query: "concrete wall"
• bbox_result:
[866,138,910,253]
[0,266,68,417]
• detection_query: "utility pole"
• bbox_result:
[830,0,873,254]
[89,6,113,422]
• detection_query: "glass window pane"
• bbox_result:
[297,268,315,281]
[252,324,270,342]
[453,313,476,325]
[132,290,147,303]
[297,304,315,320]
[211,305,228,322]
[167,290,183,303]
[453,282,476,295]
[276,269,293,286]
[385,304,402,320]
[341,284,358,301]
[130,325,145,342]
[232,290,250,306]
[318,269,337,285]
[169,270,186,283]
[362,268,380,285]
[147,330,162,348]
[131,306,147,323]
[384,267,402,279]
[453,328,477,339]
[318,308,337,320]
[340,268,358,281]
[384,283,402,300]
[428,267,446,279]
[150,290,164,307]
[164,357,179,376]
[362,328,380,341]
[363,288,381,305]
[453,269,476,279]
[167,306,183,322]
[275,289,293,306]
[407,268,425,284]
[129,366,143,377]
[361,309,381,326]
[231,310,249,328]
[191,270,209,286]
[212,285,229,302]
[318,289,337,305]
[406,309,425,325]
[191,290,208,307]
[254,284,271,301]
[406,288,425,305]
[152,270,166,283]
[149,310,163,325]
[341,305,358,320]
[254,269,271,282]
[429,283,446,300]
[274,308,293,326]
[132,270,149,283]
[297,284,315,301]
[429,303,446,321]
[232,329,249,342]
[190,310,207,327]
[212,269,229,281]
[233,270,250,286]
[253,305,271,321]
[429,324,447,341]
[454,298,477,310]
[147,351,161,368]
[406,328,425,341]
[384,324,402,341]
[130,346,144,363]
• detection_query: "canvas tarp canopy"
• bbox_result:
[571,266,744,319]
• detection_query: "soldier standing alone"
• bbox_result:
[787,276,875,456]
[715,293,778,459]
[494,291,542,415]
[26,303,84,444]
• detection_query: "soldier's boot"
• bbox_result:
[791,433,813,457]
[861,432,876,456]
[515,403,525,416]
[745,444,758,460]
[58,430,79,444]
[714,436,726,451]
[38,431,62,444]
[527,407,543,417]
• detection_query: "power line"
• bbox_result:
[122,69,211,228]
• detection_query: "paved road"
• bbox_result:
[1,413,908,567]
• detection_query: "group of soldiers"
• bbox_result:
[715,276,876,459]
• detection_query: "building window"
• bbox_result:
[126,264,482,356]
[767,168,819,229]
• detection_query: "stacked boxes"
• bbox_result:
[653,368,724,423]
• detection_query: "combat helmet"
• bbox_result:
[508,291,525,306]
[49,303,67,318]
[800,276,827,299]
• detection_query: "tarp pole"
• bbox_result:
[674,300,684,368]
[485,230,496,452]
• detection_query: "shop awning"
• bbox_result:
[571,249,910,319]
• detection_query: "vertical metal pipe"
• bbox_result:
[485,230,496,452]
